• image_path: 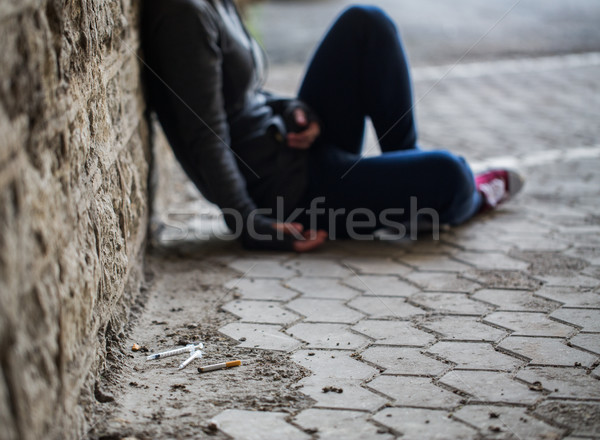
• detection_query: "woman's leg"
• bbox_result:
[302,147,482,236]
[298,5,417,153]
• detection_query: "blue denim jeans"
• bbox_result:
[296,6,481,235]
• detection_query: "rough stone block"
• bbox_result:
[373,407,477,439]
[222,300,300,325]
[344,275,420,297]
[212,409,310,440]
[368,376,462,409]
[352,320,435,346]
[427,342,524,371]
[285,277,359,300]
[362,347,448,376]
[286,323,369,350]
[439,371,541,404]
[286,298,365,323]
[419,316,507,342]
[499,336,597,367]
[294,409,393,440]
[219,322,301,352]
[484,312,575,337]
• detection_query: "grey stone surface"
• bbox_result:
[453,405,565,440]
[472,289,559,312]
[352,320,435,346]
[348,296,425,319]
[368,376,463,409]
[291,350,378,381]
[222,300,300,325]
[224,278,298,301]
[286,323,369,350]
[219,323,302,352]
[440,371,541,404]
[398,254,472,272]
[454,251,530,271]
[296,377,389,412]
[427,342,524,371]
[341,257,412,276]
[343,275,420,297]
[484,312,576,337]
[550,308,600,332]
[535,286,600,308]
[517,366,600,400]
[499,336,597,367]
[212,409,310,440]
[419,316,508,342]
[286,298,365,323]
[362,347,448,376]
[294,409,393,440]
[373,407,477,439]
[410,292,492,315]
[228,258,296,278]
[285,277,360,300]
[569,333,600,355]
[0,0,151,438]
[403,271,481,293]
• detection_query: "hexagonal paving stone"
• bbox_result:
[343,275,420,297]
[286,323,369,350]
[368,376,462,409]
[212,409,309,440]
[453,251,529,271]
[540,274,600,288]
[294,409,393,440]
[439,371,541,404]
[534,286,600,308]
[341,257,412,276]
[285,277,359,300]
[569,333,600,355]
[498,336,597,367]
[517,366,600,399]
[410,292,491,315]
[361,347,447,376]
[534,401,600,438]
[286,298,364,324]
[295,377,389,412]
[472,289,559,312]
[228,258,296,278]
[453,405,565,439]
[352,320,435,346]
[403,271,480,293]
[283,258,352,278]
[348,296,425,319]
[398,254,472,272]
[419,316,507,342]
[373,407,477,440]
[291,350,378,381]
[219,323,301,352]
[222,300,299,325]
[224,278,297,301]
[427,342,524,371]
[550,308,600,332]
[484,312,575,337]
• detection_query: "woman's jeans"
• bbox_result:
[296,6,482,237]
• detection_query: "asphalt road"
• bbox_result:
[250,0,600,66]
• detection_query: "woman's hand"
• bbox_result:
[272,222,328,252]
[287,108,321,150]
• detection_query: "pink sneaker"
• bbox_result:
[475,169,524,210]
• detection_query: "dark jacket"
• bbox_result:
[142,0,311,239]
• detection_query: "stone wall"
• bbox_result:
[0,0,151,438]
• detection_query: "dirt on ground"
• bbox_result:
[87,253,313,440]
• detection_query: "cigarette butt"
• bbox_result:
[132,344,141,352]
[198,360,241,373]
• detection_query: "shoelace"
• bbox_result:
[479,178,506,207]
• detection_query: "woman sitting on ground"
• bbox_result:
[141,0,523,252]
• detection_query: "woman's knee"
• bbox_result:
[338,5,397,34]
[429,151,475,196]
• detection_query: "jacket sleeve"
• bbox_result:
[262,92,320,133]
[149,8,258,229]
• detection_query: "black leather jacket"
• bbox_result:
[142,0,313,247]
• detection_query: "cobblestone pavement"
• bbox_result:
[93,53,600,440]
